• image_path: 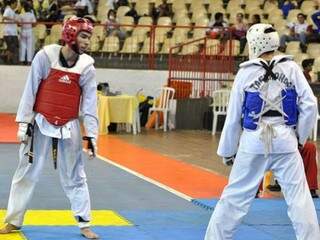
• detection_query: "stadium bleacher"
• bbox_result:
[0,0,319,77]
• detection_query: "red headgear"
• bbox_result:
[62,17,93,52]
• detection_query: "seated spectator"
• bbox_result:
[125,2,139,24]
[305,25,320,44]
[296,0,304,9]
[279,13,308,52]
[149,0,172,23]
[302,59,314,82]
[312,7,320,34]
[149,2,159,24]
[105,9,126,39]
[46,0,60,22]
[280,0,297,18]
[266,141,319,198]
[231,13,247,40]
[207,12,229,40]
[157,0,172,18]
[75,0,93,17]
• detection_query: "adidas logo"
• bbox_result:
[58,75,71,84]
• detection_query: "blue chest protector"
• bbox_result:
[242,59,298,130]
[242,88,298,130]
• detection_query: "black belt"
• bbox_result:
[52,138,58,169]
[26,125,59,169]
[26,124,34,164]
[262,110,282,117]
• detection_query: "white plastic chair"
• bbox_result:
[211,89,231,135]
[148,87,175,132]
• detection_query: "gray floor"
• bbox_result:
[0,144,206,211]
[0,144,212,240]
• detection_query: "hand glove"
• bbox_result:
[17,122,30,143]
[83,136,97,159]
[223,155,235,166]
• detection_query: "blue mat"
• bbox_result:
[22,226,153,240]
[2,143,319,240]
[15,199,318,240]
[191,198,320,239]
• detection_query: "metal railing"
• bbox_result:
[168,32,236,99]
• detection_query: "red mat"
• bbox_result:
[0,113,18,143]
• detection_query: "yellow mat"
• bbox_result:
[0,210,132,226]
[0,232,26,240]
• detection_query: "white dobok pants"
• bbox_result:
[5,122,91,228]
[205,150,320,240]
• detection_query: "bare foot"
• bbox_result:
[80,227,99,239]
[0,224,20,234]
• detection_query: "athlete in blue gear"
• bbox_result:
[205,23,320,240]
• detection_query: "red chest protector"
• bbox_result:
[34,44,94,126]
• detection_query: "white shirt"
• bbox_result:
[19,12,36,33]
[3,6,17,36]
[288,21,308,34]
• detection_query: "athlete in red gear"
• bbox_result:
[0,17,99,239]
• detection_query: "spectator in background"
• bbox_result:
[105,9,126,39]
[311,6,320,34]
[157,0,172,18]
[75,0,93,17]
[207,12,229,39]
[25,0,37,17]
[3,0,19,64]
[302,59,314,82]
[46,0,60,22]
[149,0,172,23]
[249,14,261,26]
[280,0,297,18]
[304,3,320,43]
[231,13,247,40]
[279,13,308,52]
[125,2,139,24]
[19,1,36,65]
[299,142,319,198]
[296,0,304,8]
[149,2,159,24]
